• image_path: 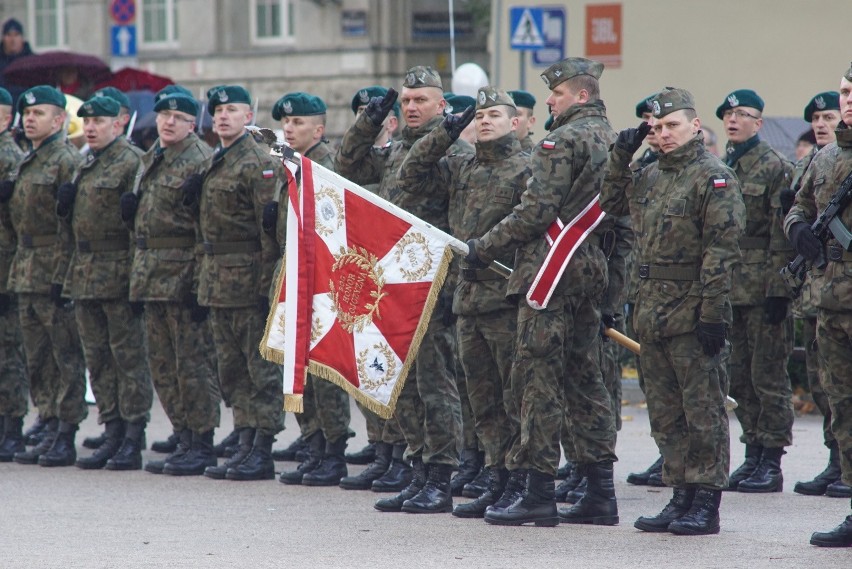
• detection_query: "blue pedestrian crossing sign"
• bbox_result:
[111,25,137,57]
[509,7,544,50]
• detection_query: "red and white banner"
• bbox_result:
[261,158,454,418]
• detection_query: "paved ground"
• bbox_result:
[1,381,849,569]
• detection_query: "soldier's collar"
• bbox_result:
[475,131,520,161]
[33,130,63,152]
[658,135,704,169]
[402,115,443,145]
[552,99,607,130]
[724,134,760,167]
[835,122,852,149]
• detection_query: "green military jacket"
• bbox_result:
[399,127,530,315]
[601,135,745,343]
[0,130,25,294]
[62,137,140,299]
[728,139,794,304]
[7,133,82,294]
[785,124,852,313]
[476,100,615,301]
[600,214,635,318]
[198,133,282,307]
[789,146,819,318]
[129,133,212,302]
[519,133,534,153]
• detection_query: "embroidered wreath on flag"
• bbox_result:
[329,246,388,333]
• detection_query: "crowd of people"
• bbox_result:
[0,48,850,549]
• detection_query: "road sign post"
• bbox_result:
[509,7,545,90]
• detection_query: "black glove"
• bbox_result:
[599,313,615,340]
[788,221,821,261]
[120,192,139,223]
[0,293,11,316]
[364,87,398,127]
[184,294,209,323]
[55,182,77,219]
[464,239,488,270]
[257,295,270,316]
[614,122,652,155]
[442,106,475,141]
[50,283,68,308]
[180,173,204,208]
[130,301,145,317]
[696,321,726,357]
[262,201,279,235]
[779,188,796,216]
[0,179,14,202]
[763,296,790,325]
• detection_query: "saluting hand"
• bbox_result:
[365,88,398,127]
[615,122,652,155]
[442,106,475,141]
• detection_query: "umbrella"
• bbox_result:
[3,50,111,88]
[95,67,174,93]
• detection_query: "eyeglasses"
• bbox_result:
[156,111,195,124]
[722,109,760,121]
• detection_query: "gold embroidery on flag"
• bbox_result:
[314,185,343,237]
[329,246,387,333]
[394,232,433,281]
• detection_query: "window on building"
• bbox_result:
[140,0,178,46]
[28,0,67,49]
[251,0,294,44]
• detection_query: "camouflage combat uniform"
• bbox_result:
[8,132,87,426]
[784,122,852,487]
[129,134,219,435]
[601,133,745,489]
[336,112,466,467]
[725,138,795,450]
[398,125,530,470]
[61,137,152,426]
[474,100,617,477]
[0,128,26,420]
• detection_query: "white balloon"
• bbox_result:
[451,63,489,97]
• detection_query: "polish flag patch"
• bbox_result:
[262,169,275,179]
[541,140,556,150]
[713,178,727,188]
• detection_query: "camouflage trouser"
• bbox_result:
[210,307,283,436]
[458,309,517,469]
[379,415,405,445]
[802,316,834,446]
[356,400,385,443]
[295,373,350,443]
[626,302,646,392]
[0,295,28,417]
[75,299,152,425]
[455,351,480,453]
[144,302,219,434]
[642,333,731,489]
[729,305,794,448]
[18,294,87,424]
[508,293,617,476]
[816,311,852,486]
[394,306,462,466]
[601,314,625,432]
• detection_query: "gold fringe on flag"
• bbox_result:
[259,257,287,365]
[284,394,304,413]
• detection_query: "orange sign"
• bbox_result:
[585,4,622,68]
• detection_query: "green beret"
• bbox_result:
[78,96,120,118]
[508,90,535,110]
[207,85,252,115]
[402,66,443,90]
[476,86,516,111]
[154,85,193,104]
[715,89,764,119]
[0,87,11,106]
[94,87,131,110]
[804,91,840,122]
[540,57,603,90]
[17,85,66,114]
[845,62,852,82]
[444,93,476,114]
[272,92,327,121]
[153,94,198,117]
[651,87,695,119]
[635,94,656,118]
[544,114,554,131]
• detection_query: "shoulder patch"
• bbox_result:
[541,140,556,150]
[713,178,727,188]
[262,169,275,179]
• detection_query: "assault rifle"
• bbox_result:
[781,169,852,297]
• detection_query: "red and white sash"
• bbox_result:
[526,194,606,310]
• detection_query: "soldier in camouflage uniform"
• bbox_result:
[716,89,796,493]
[602,87,745,535]
[467,58,618,528]
[54,96,153,471]
[92,87,142,151]
[0,86,27,461]
[2,86,87,467]
[183,85,285,482]
[508,90,536,153]
[782,91,851,499]
[399,86,531,518]
[785,64,852,547]
[121,90,220,476]
[335,66,467,514]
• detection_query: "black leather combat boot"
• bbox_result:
[146,428,191,474]
[340,441,392,490]
[302,435,348,486]
[371,443,413,492]
[825,479,852,498]
[227,432,276,481]
[345,441,376,465]
[627,455,664,486]
[462,465,491,498]
[484,469,559,527]
[795,441,842,496]
[106,421,147,471]
[555,466,584,502]
[38,421,78,467]
[213,428,240,458]
[738,447,784,493]
[204,428,255,479]
[726,444,762,490]
[150,430,180,454]
[810,500,852,547]
[82,429,108,450]
[558,462,619,525]
[565,477,587,504]
[402,463,454,513]
[271,435,307,462]
[556,460,574,480]
[0,416,25,462]
[668,488,721,535]
[279,430,324,484]
[450,449,483,496]
[375,457,426,512]
[14,418,58,464]
[23,415,48,446]
[486,468,527,513]
[634,487,695,532]
[76,419,125,469]
[162,430,217,476]
[453,468,508,519]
